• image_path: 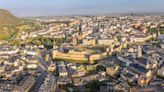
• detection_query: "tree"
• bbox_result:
[96,65,106,72]
[84,80,101,92]
[148,28,157,33]
[53,38,62,46]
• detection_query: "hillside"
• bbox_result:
[0,9,20,26]
[0,9,41,42]
[0,9,20,40]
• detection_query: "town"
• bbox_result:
[0,15,164,92]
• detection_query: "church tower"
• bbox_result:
[137,45,142,58]
[157,25,161,36]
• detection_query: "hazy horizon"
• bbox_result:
[0,0,164,17]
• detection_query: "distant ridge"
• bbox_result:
[0,9,20,26]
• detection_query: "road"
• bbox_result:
[30,52,48,92]
[38,56,49,69]
[30,66,47,92]
[99,57,114,68]
[31,49,58,92]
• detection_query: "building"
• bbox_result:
[130,34,156,44]
[58,67,68,77]
[52,49,88,62]
[82,39,96,46]
[157,66,164,77]
[57,77,72,85]
[57,61,68,77]
[73,72,106,86]
[39,74,57,92]
[106,65,120,76]
[97,39,114,46]
[0,82,14,92]
[89,52,107,63]
[14,75,36,92]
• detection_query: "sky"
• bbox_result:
[0,0,164,17]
